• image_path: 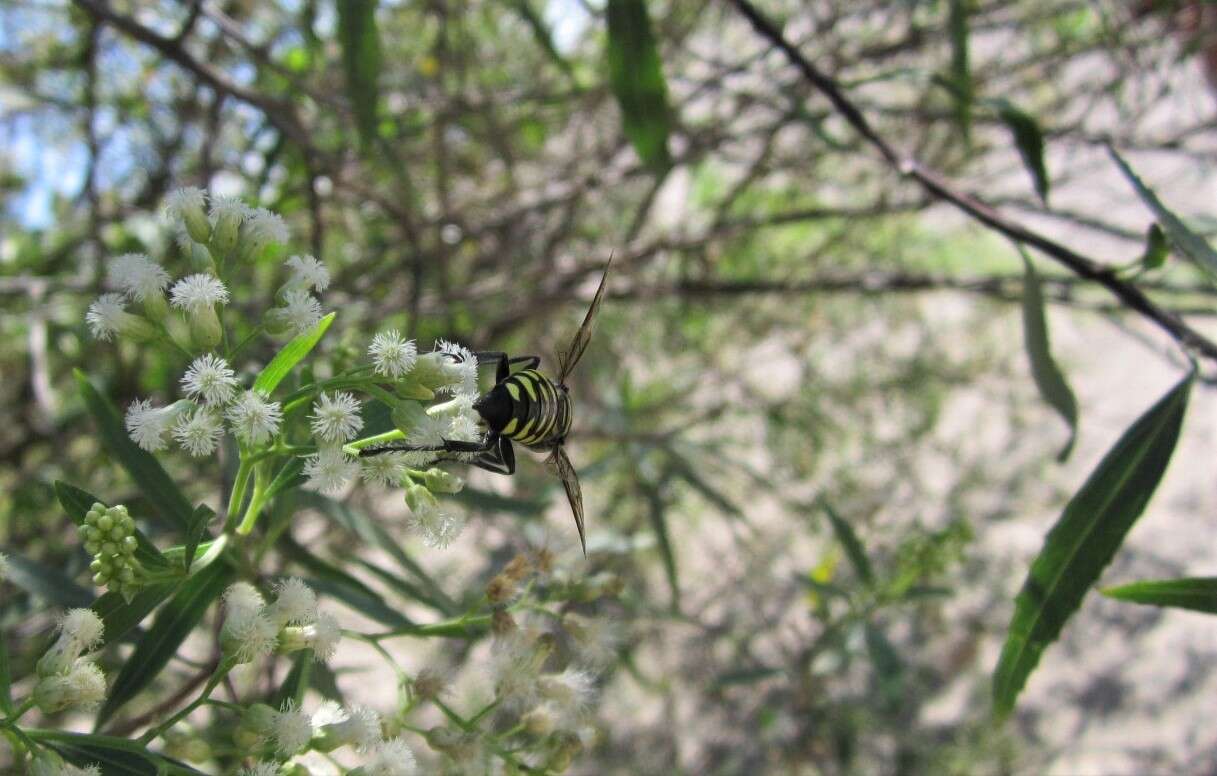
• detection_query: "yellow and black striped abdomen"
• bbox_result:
[499,369,570,448]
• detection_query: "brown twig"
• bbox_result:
[726,0,1217,365]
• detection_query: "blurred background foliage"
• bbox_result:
[3,0,1217,773]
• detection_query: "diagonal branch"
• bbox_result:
[726,0,1217,365]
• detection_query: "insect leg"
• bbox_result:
[359,436,498,457]
[466,437,516,475]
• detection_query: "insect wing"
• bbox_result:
[557,255,614,383]
[547,445,587,555]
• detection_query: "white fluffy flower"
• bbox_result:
[85,293,129,341]
[303,447,359,495]
[163,186,207,223]
[107,253,171,302]
[406,413,448,448]
[538,667,596,718]
[37,609,104,677]
[360,452,407,487]
[310,391,363,443]
[305,611,342,661]
[173,409,224,457]
[209,195,250,224]
[359,738,418,776]
[224,582,266,620]
[34,659,106,712]
[369,330,418,378]
[271,701,314,756]
[315,703,381,752]
[31,756,102,776]
[268,578,318,627]
[125,398,179,452]
[238,763,280,776]
[223,607,278,664]
[242,208,289,257]
[181,353,238,405]
[225,391,283,445]
[285,254,330,292]
[404,485,465,548]
[274,289,323,335]
[170,273,228,313]
[435,340,479,396]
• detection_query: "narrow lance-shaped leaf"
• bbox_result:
[641,481,679,610]
[279,535,412,628]
[990,99,1049,204]
[253,312,335,395]
[337,0,382,149]
[1101,577,1217,615]
[864,622,905,709]
[93,583,177,646]
[993,372,1193,718]
[947,0,972,144]
[31,729,208,776]
[271,651,313,709]
[821,500,874,584]
[512,0,574,77]
[1109,147,1217,281]
[74,371,193,533]
[606,0,673,170]
[96,559,234,727]
[0,633,12,715]
[183,505,214,571]
[1020,251,1078,461]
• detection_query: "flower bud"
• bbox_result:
[421,467,463,495]
[209,197,247,258]
[166,187,212,245]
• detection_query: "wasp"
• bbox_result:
[363,258,612,554]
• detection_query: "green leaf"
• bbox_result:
[93,583,177,646]
[97,560,234,727]
[1020,251,1078,462]
[74,372,193,533]
[31,729,207,775]
[821,501,874,584]
[1109,147,1217,280]
[453,486,549,516]
[993,372,1193,718]
[0,633,12,715]
[264,457,307,503]
[991,99,1048,203]
[55,481,169,570]
[1101,577,1217,614]
[1139,223,1169,271]
[270,650,313,709]
[947,0,972,143]
[6,552,93,608]
[337,0,382,149]
[279,536,413,628]
[606,0,673,170]
[182,505,214,571]
[253,312,335,395]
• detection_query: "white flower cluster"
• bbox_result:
[234,699,415,773]
[220,578,341,664]
[33,609,107,714]
[123,353,282,456]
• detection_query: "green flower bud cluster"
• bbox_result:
[79,503,142,600]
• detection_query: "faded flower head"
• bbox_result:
[369,329,418,378]
[285,254,330,292]
[170,273,228,313]
[225,390,283,445]
[181,353,238,405]
[310,391,364,443]
[240,207,289,259]
[303,447,359,495]
[108,253,171,302]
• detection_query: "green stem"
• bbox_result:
[236,462,270,535]
[344,428,406,456]
[370,612,491,640]
[223,458,253,533]
[140,661,233,743]
[1,697,35,725]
